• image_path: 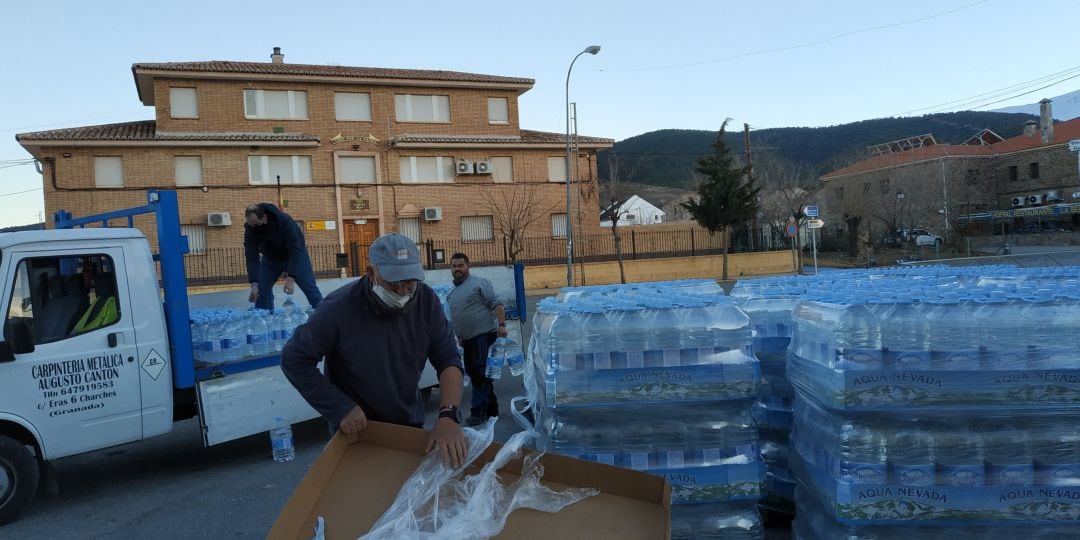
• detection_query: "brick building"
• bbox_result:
[16,48,612,273]
[817,100,1080,247]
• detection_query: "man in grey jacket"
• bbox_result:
[447,253,506,426]
[281,234,468,467]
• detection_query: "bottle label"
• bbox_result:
[893,463,935,486]
[1038,463,1080,485]
[248,333,269,345]
[989,463,1034,486]
[627,451,650,470]
[588,452,616,466]
[841,461,887,483]
[222,338,243,350]
[281,329,294,340]
[940,464,985,486]
[844,348,883,369]
[592,351,612,369]
[891,350,931,366]
[271,435,293,450]
[663,450,685,469]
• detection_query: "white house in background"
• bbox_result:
[600,195,666,227]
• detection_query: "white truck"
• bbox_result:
[0,190,527,524]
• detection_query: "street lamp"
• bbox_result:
[566,45,601,287]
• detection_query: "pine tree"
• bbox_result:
[682,120,760,280]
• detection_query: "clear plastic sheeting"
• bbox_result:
[357,419,598,540]
[670,501,763,540]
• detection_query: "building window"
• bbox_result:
[181,224,207,255]
[248,156,313,184]
[175,156,203,186]
[243,90,308,120]
[400,156,455,183]
[461,215,494,242]
[335,92,372,121]
[394,94,450,123]
[965,169,979,185]
[488,97,509,124]
[170,88,198,119]
[547,157,567,183]
[492,157,514,183]
[1029,162,1040,179]
[1008,165,1018,182]
[398,217,421,243]
[338,156,376,184]
[551,213,568,238]
[94,157,123,188]
[863,182,871,193]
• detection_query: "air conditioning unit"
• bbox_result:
[1046,190,1063,202]
[207,212,232,227]
[456,160,474,175]
[424,207,443,221]
[1011,196,1026,207]
[474,159,494,174]
[1027,194,1044,205]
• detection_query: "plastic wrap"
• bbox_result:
[358,419,598,539]
[670,501,763,540]
[792,391,1080,524]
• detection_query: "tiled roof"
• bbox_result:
[991,117,1080,154]
[133,61,534,86]
[821,145,993,179]
[822,117,1080,179]
[16,120,319,142]
[391,129,614,146]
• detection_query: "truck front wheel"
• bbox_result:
[0,435,39,525]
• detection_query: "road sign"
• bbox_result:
[806,219,825,229]
[786,223,798,237]
[1070,139,1080,152]
[804,205,819,217]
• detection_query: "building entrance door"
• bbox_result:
[343,220,379,277]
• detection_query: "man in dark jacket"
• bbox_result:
[244,203,323,310]
[280,233,468,467]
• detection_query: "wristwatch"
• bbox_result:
[438,405,461,424]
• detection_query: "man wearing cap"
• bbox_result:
[448,253,507,426]
[244,203,323,310]
[280,234,468,467]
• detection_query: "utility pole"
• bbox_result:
[744,123,756,251]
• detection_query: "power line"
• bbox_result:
[900,65,1080,115]
[969,72,1080,110]
[0,187,43,198]
[594,0,992,73]
[0,113,147,133]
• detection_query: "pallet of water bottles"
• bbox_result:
[189,305,309,366]
[538,402,765,505]
[786,283,1080,410]
[791,484,1080,539]
[790,391,1080,524]
[531,291,760,408]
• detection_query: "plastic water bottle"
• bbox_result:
[843,295,884,370]
[881,293,929,368]
[622,425,654,471]
[485,339,505,380]
[586,423,620,466]
[269,416,295,462]
[247,310,271,357]
[839,423,887,484]
[504,338,525,377]
[222,312,245,363]
[270,309,287,352]
[937,429,985,486]
[282,293,295,312]
[889,429,936,486]
[986,428,1034,486]
[1034,428,1080,486]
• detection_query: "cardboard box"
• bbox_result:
[269,422,672,539]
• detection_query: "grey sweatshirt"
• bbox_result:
[280,277,462,429]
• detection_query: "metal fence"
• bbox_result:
[182,227,791,284]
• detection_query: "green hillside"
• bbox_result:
[597,111,1037,190]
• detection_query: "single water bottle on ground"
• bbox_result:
[270,416,295,462]
[486,339,505,380]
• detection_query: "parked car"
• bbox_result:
[915,232,943,247]
[882,230,905,247]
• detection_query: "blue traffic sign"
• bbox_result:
[804,205,819,218]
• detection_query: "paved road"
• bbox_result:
[1,296,548,538]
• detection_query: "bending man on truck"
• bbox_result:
[448,253,506,426]
[243,203,323,311]
[280,233,468,467]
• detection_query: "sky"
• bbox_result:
[1,0,1078,227]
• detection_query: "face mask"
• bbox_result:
[373,283,412,309]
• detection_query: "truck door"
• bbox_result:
[0,249,143,459]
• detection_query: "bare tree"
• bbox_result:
[478,182,561,263]
[604,152,629,283]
